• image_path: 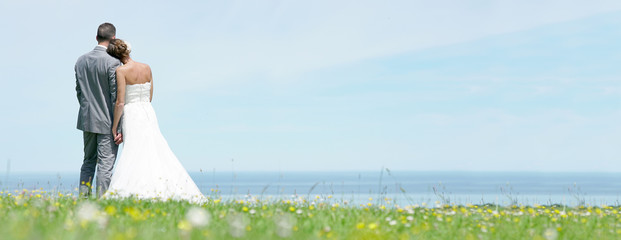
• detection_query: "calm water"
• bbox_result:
[2,171,621,206]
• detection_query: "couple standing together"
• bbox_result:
[75,23,205,203]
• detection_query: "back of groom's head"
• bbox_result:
[96,23,116,43]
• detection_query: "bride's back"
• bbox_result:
[121,61,152,85]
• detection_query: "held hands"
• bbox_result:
[113,131,123,145]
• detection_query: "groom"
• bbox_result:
[75,22,123,198]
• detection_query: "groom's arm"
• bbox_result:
[108,60,122,133]
[108,60,122,106]
[75,63,82,103]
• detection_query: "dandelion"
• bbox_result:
[368,223,378,230]
[186,207,210,228]
[105,206,117,216]
[356,223,365,229]
[177,220,192,231]
[76,202,100,222]
[389,220,397,226]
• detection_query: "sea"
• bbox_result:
[2,171,621,207]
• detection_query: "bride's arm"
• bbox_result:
[148,65,153,102]
[112,68,126,137]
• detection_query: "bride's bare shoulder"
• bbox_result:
[135,62,151,71]
[116,64,130,73]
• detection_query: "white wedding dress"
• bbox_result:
[104,82,206,203]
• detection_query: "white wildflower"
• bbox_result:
[77,202,99,221]
[186,207,210,228]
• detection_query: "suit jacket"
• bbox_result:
[75,46,122,134]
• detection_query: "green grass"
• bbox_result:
[1,189,620,239]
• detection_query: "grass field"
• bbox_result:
[1,189,620,239]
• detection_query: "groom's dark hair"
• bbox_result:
[96,23,116,42]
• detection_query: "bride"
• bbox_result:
[103,39,206,203]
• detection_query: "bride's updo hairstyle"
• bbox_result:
[107,39,131,62]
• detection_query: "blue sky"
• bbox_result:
[0,1,619,172]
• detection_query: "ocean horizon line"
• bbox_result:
[4,170,621,174]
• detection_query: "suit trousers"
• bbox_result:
[79,131,118,198]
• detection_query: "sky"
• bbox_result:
[0,0,619,173]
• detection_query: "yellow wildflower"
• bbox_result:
[105,206,117,216]
[177,220,192,231]
[356,223,365,229]
[368,223,377,230]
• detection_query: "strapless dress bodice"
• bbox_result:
[125,82,151,104]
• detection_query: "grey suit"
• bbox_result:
[75,46,122,198]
